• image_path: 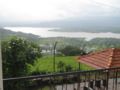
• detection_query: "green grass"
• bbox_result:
[29,56,94,74]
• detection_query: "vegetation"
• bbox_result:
[2,37,42,90]
[1,28,120,51]
[0,28,40,42]
[1,29,120,90]
[29,56,93,74]
[57,61,65,72]
[58,45,86,56]
[39,37,120,51]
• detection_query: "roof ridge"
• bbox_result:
[108,48,117,67]
[109,48,115,56]
[107,48,115,67]
[81,48,113,58]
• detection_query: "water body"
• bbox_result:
[4,27,120,41]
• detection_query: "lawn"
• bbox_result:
[29,56,94,74]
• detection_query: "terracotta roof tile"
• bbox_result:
[78,48,120,69]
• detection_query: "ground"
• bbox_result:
[29,56,94,74]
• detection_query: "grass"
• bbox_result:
[29,56,94,74]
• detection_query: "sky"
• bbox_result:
[0,0,120,22]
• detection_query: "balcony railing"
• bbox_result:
[3,67,120,90]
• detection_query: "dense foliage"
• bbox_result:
[2,37,41,78]
[2,37,42,90]
[58,45,86,56]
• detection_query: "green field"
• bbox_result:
[29,56,93,74]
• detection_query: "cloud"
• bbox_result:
[0,0,120,22]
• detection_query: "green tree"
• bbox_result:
[57,61,65,72]
[59,46,86,56]
[2,37,42,90]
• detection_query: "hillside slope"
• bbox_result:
[0,28,40,42]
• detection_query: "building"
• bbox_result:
[77,48,120,69]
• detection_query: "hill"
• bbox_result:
[0,28,40,42]
[38,37,120,51]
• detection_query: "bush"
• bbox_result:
[58,45,86,56]
[65,65,73,72]
[57,61,65,72]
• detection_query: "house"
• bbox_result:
[77,48,120,69]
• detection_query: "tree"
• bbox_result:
[58,46,86,56]
[2,37,42,90]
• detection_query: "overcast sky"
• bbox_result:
[0,0,120,22]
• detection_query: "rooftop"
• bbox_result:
[77,48,120,69]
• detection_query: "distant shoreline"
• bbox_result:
[2,27,120,40]
[49,28,120,33]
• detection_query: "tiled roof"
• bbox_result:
[77,48,120,69]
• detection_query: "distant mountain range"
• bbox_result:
[0,16,120,33]
[0,28,40,42]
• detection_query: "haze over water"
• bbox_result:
[4,27,120,41]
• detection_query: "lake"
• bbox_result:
[4,27,120,41]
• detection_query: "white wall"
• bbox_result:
[0,44,3,90]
